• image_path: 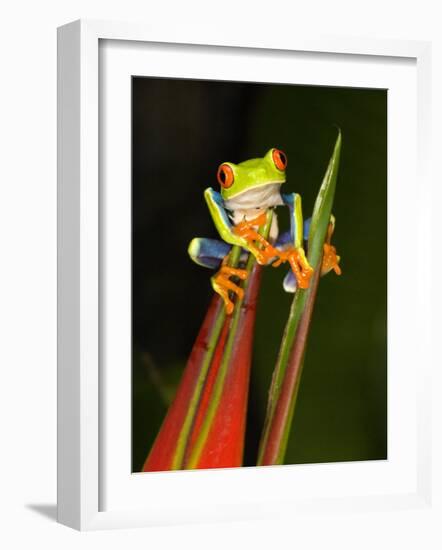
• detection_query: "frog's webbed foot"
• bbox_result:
[233,213,279,265]
[322,243,341,275]
[273,247,314,289]
[321,218,342,276]
[211,264,248,315]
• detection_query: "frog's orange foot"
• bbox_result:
[252,244,279,265]
[272,247,314,289]
[322,243,341,276]
[211,265,248,315]
[233,212,267,238]
[232,215,279,266]
[289,248,314,289]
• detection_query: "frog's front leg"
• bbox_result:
[188,237,248,315]
[232,212,279,265]
[204,188,278,266]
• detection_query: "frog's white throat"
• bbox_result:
[224,183,284,220]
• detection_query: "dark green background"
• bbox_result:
[132,77,387,471]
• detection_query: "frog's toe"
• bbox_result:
[283,270,297,293]
[321,243,342,276]
[211,266,247,315]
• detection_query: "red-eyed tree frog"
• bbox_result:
[188,148,341,314]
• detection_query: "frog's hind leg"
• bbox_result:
[274,231,297,293]
[321,216,341,275]
[275,230,293,250]
[279,217,341,293]
[276,225,311,294]
[188,238,248,314]
[282,270,297,293]
[188,237,231,269]
[303,215,341,274]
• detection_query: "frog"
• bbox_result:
[188,148,341,314]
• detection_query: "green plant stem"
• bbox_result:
[257,131,341,466]
[258,265,321,464]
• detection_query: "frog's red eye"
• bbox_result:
[272,149,287,171]
[217,164,234,188]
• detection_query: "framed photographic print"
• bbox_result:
[57,19,433,530]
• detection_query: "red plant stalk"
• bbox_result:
[186,262,263,469]
[143,250,265,472]
[142,294,224,472]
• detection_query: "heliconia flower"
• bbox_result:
[185,262,263,469]
[143,219,270,472]
[142,294,225,472]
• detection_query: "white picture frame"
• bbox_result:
[57,19,433,531]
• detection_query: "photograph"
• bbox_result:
[131,76,387,473]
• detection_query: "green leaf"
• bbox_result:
[257,130,342,466]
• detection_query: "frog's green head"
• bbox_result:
[217,148,288,202]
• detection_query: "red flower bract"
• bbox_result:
[143,261,264,472]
